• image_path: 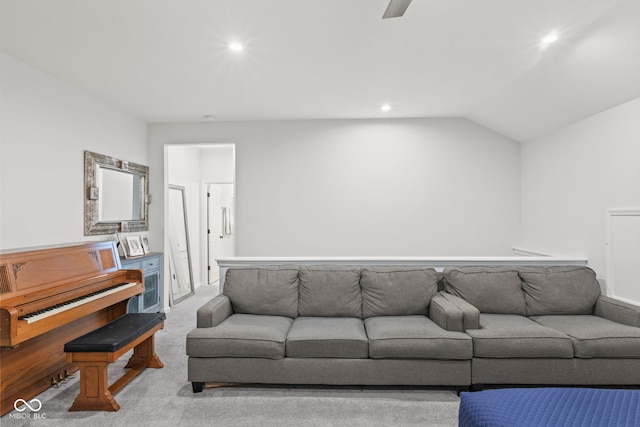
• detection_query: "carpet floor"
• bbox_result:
[2,284,460,427]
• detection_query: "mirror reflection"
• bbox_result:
[97,166,145,221]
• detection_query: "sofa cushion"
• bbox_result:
[519,266,601,316]
[361,267,438,318]
[364,315,472,360]
[224,267,299,318]
[286,317,368,358]
[298,266,362,318]
[531,315,640,359]
[465,314,574,358]
[443,267,526,315]
[186,314,293,359]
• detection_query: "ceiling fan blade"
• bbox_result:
[382,0,412,19]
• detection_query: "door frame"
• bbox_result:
[164,142,236,307]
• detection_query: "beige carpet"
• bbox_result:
[1,284,460,427]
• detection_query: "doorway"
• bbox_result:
[165,143,236,296]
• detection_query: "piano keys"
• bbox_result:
[0,241,145,416]
[19,282,137,324]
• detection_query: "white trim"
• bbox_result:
[217,255,589,267]
[605,208,640,299]
[606,208,640,217]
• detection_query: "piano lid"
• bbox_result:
[0,241,122,303]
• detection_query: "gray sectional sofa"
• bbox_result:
[186,265,640,392]
[440,266,640,386]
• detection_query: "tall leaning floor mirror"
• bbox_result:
[168,185,195,305]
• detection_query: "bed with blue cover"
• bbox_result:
[459,388,640,427]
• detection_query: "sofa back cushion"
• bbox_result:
[360,267,438,318]
[443,267,526,315]
[519,266,601,316]
[298,266,362,318]
[223,267,299,318]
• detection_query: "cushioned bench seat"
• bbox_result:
[65,313,165,411]
[65,313,166,353]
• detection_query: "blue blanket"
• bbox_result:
[459,388,640,427]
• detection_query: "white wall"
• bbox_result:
[200,145,235,183]
[149,118,521,257]
[521,97,640,287]
[0,52,148,250]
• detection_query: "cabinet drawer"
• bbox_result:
[122,260,142,270]
[142,258,160,270]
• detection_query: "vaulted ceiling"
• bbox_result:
[1,0,639,141]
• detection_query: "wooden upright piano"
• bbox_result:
[0,241,145,416]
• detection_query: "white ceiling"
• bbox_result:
[1,0,639,141]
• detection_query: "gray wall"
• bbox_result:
[150,118,521,257]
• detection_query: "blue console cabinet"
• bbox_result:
[120,252,164,313]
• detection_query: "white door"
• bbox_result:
[207,185,223,284]
[607,210,640,303]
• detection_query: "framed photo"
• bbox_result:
[125,236,144,257]
[115,233,127,257]
[141,236,150,254]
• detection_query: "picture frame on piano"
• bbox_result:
[125,236,144,257]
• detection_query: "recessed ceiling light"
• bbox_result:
[229,42,244,52]
[381,103,391,112]
[541,31,559,46]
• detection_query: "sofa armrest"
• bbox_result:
[442,292,481,330]
[594,295,640,328]
[430,294,465,332]
[430,292,480,331]
[196,294,233,328]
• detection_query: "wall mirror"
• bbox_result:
[84,150,149,235]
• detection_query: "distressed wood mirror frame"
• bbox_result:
[84,150,150,235]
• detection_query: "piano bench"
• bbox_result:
[64,313,166,412]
